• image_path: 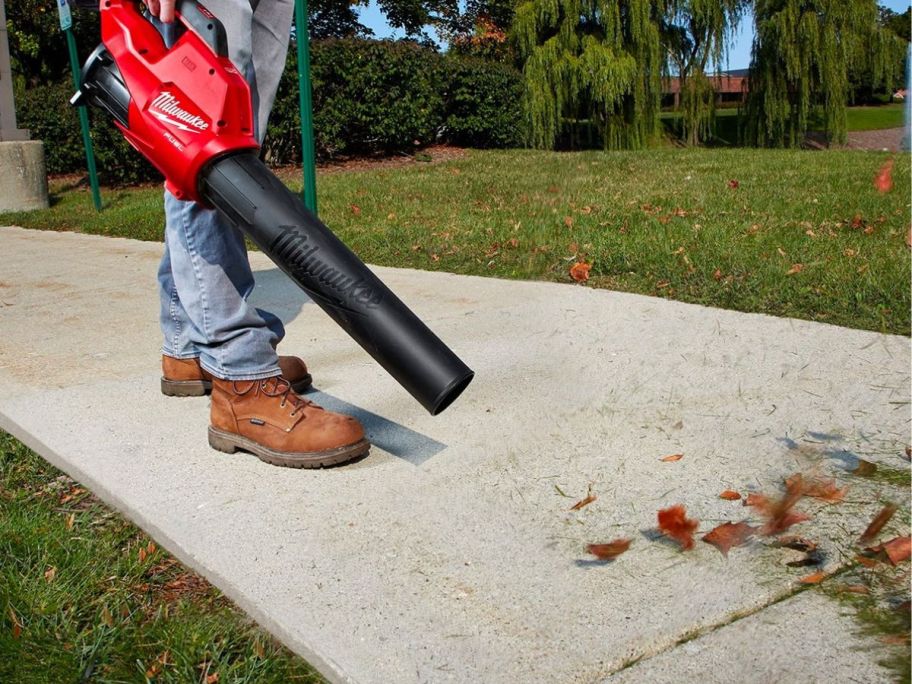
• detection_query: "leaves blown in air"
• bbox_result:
[858,504,898,546]
[702,522,758,557]
[874,158,894,194]
[657,504,699,550]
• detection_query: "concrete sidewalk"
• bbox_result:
[1,225,909,683]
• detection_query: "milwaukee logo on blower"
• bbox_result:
[149,91,209,133]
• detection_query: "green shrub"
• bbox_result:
[441,56,524,148]
[16,81,159,185]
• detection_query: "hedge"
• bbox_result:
[17,39,525,181]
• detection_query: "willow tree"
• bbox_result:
[745,0,900,147]
[513,0,664,150]
[662,0,745,146]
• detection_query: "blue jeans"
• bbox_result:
[157,0,295,380]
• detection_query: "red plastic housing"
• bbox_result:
[100,0,258,202]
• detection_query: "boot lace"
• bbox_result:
[232,376,319,418]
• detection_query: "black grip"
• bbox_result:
[176,0,229,57]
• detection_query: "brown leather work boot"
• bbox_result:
[161,355,312,397]
[208,376,369,468]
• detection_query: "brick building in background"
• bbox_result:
[663,69,749,109]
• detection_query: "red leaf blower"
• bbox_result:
[72,0,473,415]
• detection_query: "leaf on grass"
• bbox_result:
[570,493,597,511]
[660,453,684,462]
[254,638,266,659]
[874,158,894,194]
[858,504,898,546]
[206,674,220,684]
[833,583,869,595]
[60,486,85,504]
[138,547,147,563]
[101,606,114,627]
[44,566,56,583]
[570,262,591,282]
[852,459,877,476]
[350,204,361,216]
[658,504,699,550]
[65,512,75,530]
[728,179,740,189]
[719,490,742,501]
[855,554,879,568]
[786,263,804,276]
[8,606,22,639]
[587,539,631,561]
[147,541,157,555]
[799,571,827,584]
[702,521,757,557]
[851,213,865,229]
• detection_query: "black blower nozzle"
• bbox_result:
[201,154,474,415]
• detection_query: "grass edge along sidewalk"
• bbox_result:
[1,147,909,336]
[0,431,326,684]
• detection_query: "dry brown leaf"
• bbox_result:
[786,474,847,503]
[147,541,157,555]
[44,567,56,584]
[101,606,114,627]
[570,262,592,282]
[851,213,865,229]
[833,583,869,595]
[702,521,758,557]
[719,490,742,501]
[587,539,632,561]
[570,493,597,511]
[660,453,684,462]
[775,536,817,553]
[855,554,879,568]
[859,504,898,546]
[65,512,75,530]
[658,504,699,550]
[744,492,769,508]
[138,547,147,563]
[206,674,220,684]
[254,638,266,659]
[350,204,361,216]
[8,607,22,639]
[799,571,827,584]
[852,459,877,476]
[728,179,740,189]
[564,216,574,228]
[786,263,804,276]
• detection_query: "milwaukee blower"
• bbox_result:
[72,0,473,415]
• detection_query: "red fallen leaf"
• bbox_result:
[660,453,684,462]
[506,238,519,249]
[719,490,742,501]
[570,262,591,282]
[350,204,361,216]
[855,554,879,568]
[799,571,827,584]
[877,536,912,565]
[702,521,757,557]
[587,539,631,561]
[564,216,574,228]
[859,504,898,546]
[570,493,597,511]
[851,213,865,229]
[712,269,723,281]
[874,158,894,194]
[786,263,804,276]
[658,504,699,550]
[728,179,740,189]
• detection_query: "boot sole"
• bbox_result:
[161,374,313,397]
[207,426,370,469]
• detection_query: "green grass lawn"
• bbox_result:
[0,432,324,683]
[2,148,909,335]
[845,104,907,132]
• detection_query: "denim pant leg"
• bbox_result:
[158,193,285,380]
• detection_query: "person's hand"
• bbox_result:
[143,0,175,22]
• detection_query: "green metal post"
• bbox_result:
[65,28,102,211]
[294,0,317,215]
